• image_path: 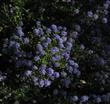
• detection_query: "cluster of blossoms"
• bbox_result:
[2,21,80,88]
[69,93,110,104]
[1,0,110,104]
[86,0,110,24]
[52,89,110,103]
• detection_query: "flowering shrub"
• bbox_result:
[0,0,110,104]
[2,21,80,88]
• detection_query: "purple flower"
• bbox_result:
[46,28,52,34]
[58,43,65,48]
[34,56,40,62]
[25,70,32,76]
[44,79,51,87]
[58,26,63,30]
[39,28,44,35]
[16,26,22,30]
[68,38,75,43]
[63,27,67,31]
[47,68,54,76]
[33,77,38,85]
[16,28,24,37]
[54,62,60,67]
[51,24,58,32]
[51,24,57,29]
[40,64,46,69]
[15,42,20,49]
[39,79,45,87]
[63,52,70,60]
[39,64,46,75]
[54,72,60,78]
[36,21,41,27]
[68,60,75,66]
[46,37,51,44]
[80,96,89,102]
[74,63,79,68]
[52,55,61,61]
[102,17,108,23]
[71,31,78,38]
[14,50,23,57]
[40,68,46,75]
[54,34,61,40]
[58,38,63,44]
[51,47,59,54]
[33,28,40,36]
[36,44,43,52]
[54,34,63,43]
[42,42,49,48]
[103,3,109,9]
[87,11,93,17]
[61,31,67,36]
[62,37,67,42]
[9,41,20,50]
[66,42,73,50]
[23,37,29,44]
[40,50,45,56]
[67,66,74,73]
[73,69,80,76]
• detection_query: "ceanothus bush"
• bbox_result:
[0,0,110,104]
[2,21,80,89]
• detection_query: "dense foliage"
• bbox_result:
[0,0,110,104]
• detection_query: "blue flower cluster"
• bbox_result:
[2,21,80,88]
[69,93,110,103]
[1,0,110,103]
